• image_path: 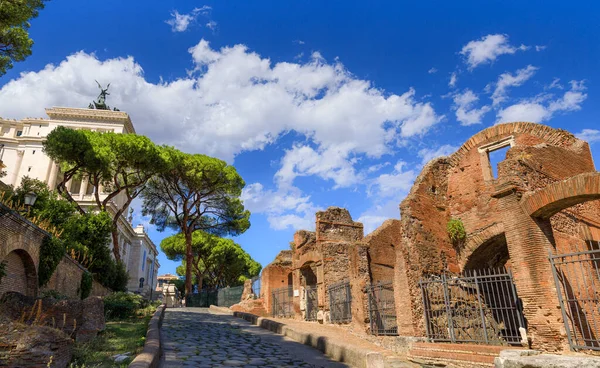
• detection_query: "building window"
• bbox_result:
[477,136,515,181]
[28,167,32,172]
[16,130,22,137]
[70,177,82,195]
[32,150,35,154]
[142,251,146,271]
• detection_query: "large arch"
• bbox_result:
[460,222,505,270]
[0,249,38,297]
[521,172,600,219]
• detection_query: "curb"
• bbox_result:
[129,304,166,368]
[233,311,384,368]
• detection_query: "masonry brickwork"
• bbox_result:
[258,122,600,355]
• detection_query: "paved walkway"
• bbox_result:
[160,308,349,368]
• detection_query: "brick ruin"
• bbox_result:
[253,122,600,354]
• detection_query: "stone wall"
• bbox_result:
[261,250,293,315]
[363,219,401,283]
[41,255,111,299]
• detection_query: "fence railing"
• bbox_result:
[272,286,293,318]
[251,275,261,299]
[186,289,218,307]
[328,280,352,323]
[549,243,600,351]
[419,268,525,345]
[367,281,398,335]
[218,285,244,307]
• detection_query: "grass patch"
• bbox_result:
[70,315,150,367]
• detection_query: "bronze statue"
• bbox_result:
[89,80,119,111]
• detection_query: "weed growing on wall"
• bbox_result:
[447,218,467,246]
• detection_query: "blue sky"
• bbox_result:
[1,1,599,276]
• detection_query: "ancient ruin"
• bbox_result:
[249,122,600,364]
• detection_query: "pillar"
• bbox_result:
[493,182,568,351]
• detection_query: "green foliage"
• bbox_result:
[0,0,47,76]
[142,146,251,293]
[40,289,68,300]
[38,236,65,287]
[162,230,261,289]
[173,279,186,297]
[9,178,126,291]
[103,292,144,320]
[0,260,7,284]
[447,218,467,244]
[43,127,165,260]
[79,272,93,300]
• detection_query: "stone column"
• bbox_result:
[493,182,568,351]
[47,162,59,189]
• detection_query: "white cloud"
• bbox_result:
[497,80,587,123]
[453,89,491,126]
[369,161,416,199]
[241,183,320,230]
[535,45,547,52]
[367,162,390,173]
[418,144,458,165]
[165,6,212,32]
[206,21,218,32]
[449,72,458,87]
[460,34,528,69]
[490,65,538,106]
[0,39,442,166]
[575,129,600,143]
[546,78,563,90]
[293,40,306,45]
[428,67,438,74]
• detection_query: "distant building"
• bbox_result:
[0,107,159,297]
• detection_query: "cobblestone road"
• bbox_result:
[160,308,349,368]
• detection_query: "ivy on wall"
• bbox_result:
[79,271,93,300]
[38,236,65,287]
[0,260,7,284]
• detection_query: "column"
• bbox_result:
[493,182,568,351]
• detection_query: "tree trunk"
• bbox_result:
[185,231,193,295]
[111,228,121,262]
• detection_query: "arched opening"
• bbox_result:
[463,233,510,271]
[300,262,318,321]
[287,272,293,287]
[300,263,317,286]
[0,249,38,297]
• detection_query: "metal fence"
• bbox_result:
[419,268,525,345]
[367,281,398,335]
[328,280,352,323]
[549,243,600,351]
[305,285,318,321]
[186,289,218,307]
[217,285,244,307]
[272,286,293,318]
[251,275,261,299]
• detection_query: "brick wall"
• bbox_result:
[364,219,401,283]
[41,255,111,299]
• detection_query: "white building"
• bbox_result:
[0,107,159,297]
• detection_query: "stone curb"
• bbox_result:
[233,311,384,368]
[208,304,234,315]
[128,304,166,368]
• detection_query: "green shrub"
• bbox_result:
[103,292,144,319]
[40,289,68,300]
[447,218,467,244]
[79,272,93,300]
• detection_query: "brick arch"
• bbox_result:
[521,172,600,219]
[459,222,506,270]
[0,249,38,297]
[447,122,581,167]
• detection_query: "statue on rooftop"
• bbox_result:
[89,80,120,111]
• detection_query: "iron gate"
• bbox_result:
[272,286,293,318]
[549,244,600,351]
[305,285,318,321]
[328,280,352,323]
[367,281,398,335]
[419,268,525,345]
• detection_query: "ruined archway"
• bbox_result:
[0,249,38,297]
[463,232,510,271]
[521,172,600,219]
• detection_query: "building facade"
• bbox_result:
[0,107,159,297]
